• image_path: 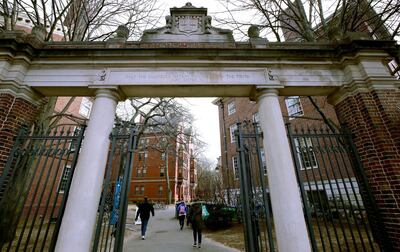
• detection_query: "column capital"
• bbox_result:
[252,88,279,101]
[93,87,125,101]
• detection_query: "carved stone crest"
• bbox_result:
[177,16,200,34]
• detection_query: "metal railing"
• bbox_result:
[92,123,137,252]
[286,124,386,252]
[0,124,85,251]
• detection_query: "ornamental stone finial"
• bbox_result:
[116,25,129,40]
[31,25,47,41]
[248,25,260,38]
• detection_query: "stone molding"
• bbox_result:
[328,53,400,105]
[0,83,44,106]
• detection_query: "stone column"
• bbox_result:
[256,89,311,252]
[329,55,400,250]
[56,89,119,252]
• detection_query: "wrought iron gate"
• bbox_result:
[92,123,137,252]
[235,121,275,252]
[235,121,385,252]
[0,124,85,251]
[286,124,385,252]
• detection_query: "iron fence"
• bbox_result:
[0,124,85,251]
[235,120,275,252]
[92,123,137,252]
[286,124,384,252]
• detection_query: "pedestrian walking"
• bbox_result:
[177,201,187,230]
[135,197,155,240]
[188,201,204,248]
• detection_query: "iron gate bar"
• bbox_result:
[22,130,66,251]
[303,129,347,251]
[42,127,82,251]
[253,123,275,252]
[0,126,26,195]
[287,123,382,252]
[92,123,137,252]
[114,126,137,252]
[49,125,85,251]
[236,122,258,252]
[324,129,374,251]
[299,129,340,252]
[318,129,364,251]
[0,124,85,252]
[92,127,120,252]
[343,126,392,251]
[332,132,376,249]
[14,129,55,251]
[286,124,319,252]
[300,128,360,251]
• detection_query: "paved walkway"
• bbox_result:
[123,205,240,252]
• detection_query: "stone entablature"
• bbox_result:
[1,29,398,99]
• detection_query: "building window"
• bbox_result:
[161,152,166,160]
[252,113,262,132]
[142,168,147,176]
[139,138,149,149]
[137,168,142,177]
[227,101,236,115]
[294,137,318,170]
[141,186,145,195]
[285,96,304,118]
[135,186,139,195]
[79,97,92,118]
[232,156,239,180]
[59,165,71,192]
[160,166,165,177]
[260,148,267,175]
[159,185,163,195]
[138,152,148,162]
[229,124,238,143]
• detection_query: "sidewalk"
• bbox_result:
[123,205,240,252]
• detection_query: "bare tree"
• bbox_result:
[196,157,226,203]
[0,0,161,41]
[215,0,400,42]
[117,98,206,204]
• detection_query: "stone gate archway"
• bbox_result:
[0,3,399,252]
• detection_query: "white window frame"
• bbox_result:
[229,124,238,143]
[227,101,236,115]
[79,97,92,118]
[232,156,239,180]
[260,148,267,175]
[294,137,318,170]
[59,165,71,193]
[285,96,304,118]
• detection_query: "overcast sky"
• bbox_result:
[180,98,221,165]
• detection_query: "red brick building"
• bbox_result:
[214,96,345,202]
[128,126,197,204]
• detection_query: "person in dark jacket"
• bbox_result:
[188,202,204,248]
[135,197,154,240]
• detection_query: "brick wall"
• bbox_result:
[334,89,400,250]
[0,93,40,176]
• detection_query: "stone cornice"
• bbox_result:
[0,30,397,63]
[0,82,44,105]
[328,77,400,106]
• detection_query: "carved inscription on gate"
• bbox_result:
[96,69,280,85]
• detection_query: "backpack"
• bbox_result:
[179,205,185,215]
